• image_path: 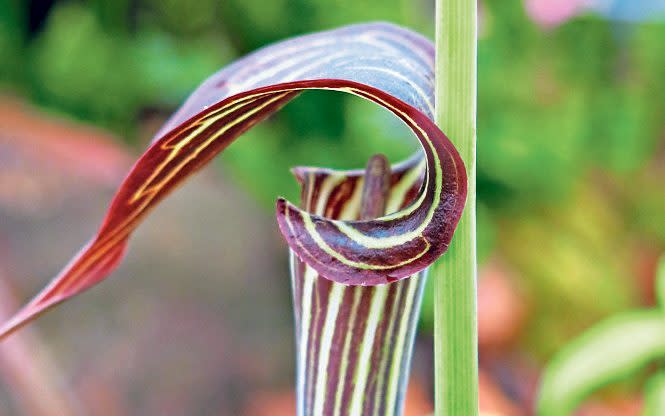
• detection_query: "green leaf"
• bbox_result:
[657,256,665,310]
[537,310,665,416]
[644,372,665,416]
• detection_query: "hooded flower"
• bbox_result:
[0,23,469,416]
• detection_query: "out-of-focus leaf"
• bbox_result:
[537,310,665,416]
[143,0,218,35]
[90,0,132,32]
[30,2,227,133]
[477,202,497,264]
[0,23,467,340]
[500,181,637,358]
[0,0,25,86]
[30,4,141,129]
[644,372,665,416]
[657,257,665,311]
[132,31,231,106]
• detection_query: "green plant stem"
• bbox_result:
[433,0,478,415]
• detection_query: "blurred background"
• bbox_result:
[0,0,664,414]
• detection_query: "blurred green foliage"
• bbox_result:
[537,258,665,415]
[0,0,663,359]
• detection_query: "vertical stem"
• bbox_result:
[433,0,478,415]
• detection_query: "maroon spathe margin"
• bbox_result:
[274,82,467,285]
[0,23,466,341]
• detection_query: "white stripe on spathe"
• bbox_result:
[312,283,344,415]
[348,285,389,415]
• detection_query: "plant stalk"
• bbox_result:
[433,0,479,415]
